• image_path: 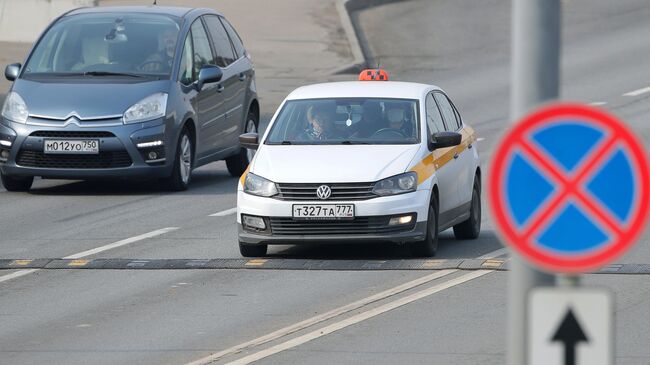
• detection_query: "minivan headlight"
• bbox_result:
[123,92,168,124]
[372,172,418,196]
[244,173,278,197]
[1,92,29,124]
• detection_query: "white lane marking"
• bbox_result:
[184,248,505,365]
[0,269,39,284]
[623,86,650,97]
[477,137,485,142]
[64,227,179,259]
[0,228,178,284]
[589,101,607,106]
[225,270,492,365]
[209,207,237,217]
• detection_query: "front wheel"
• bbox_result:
[453,177,481,239]
[226,112,258,177]
[1,173,33,192]
[162,129,193,191]
[239,242,268,257]
[409,194,439,257]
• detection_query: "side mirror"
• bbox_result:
[5,63,21,81]
[239,132,259,150]
[430,131,462,150]
[196,65,223,91]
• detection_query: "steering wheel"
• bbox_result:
[138,60,165,72]
[370,128,407,139]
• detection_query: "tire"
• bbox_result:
[226,111,258,177]
[162,128,193,191]
[453,176,481,239]
[409,194,439,257]
[1,173,33,192]
[239,242,268,257]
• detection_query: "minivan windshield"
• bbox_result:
[23,13,181,78]
[265,98,420,145]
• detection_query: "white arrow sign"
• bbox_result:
[529,287,613,365]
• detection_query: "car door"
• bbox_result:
[434,92,473,213]
[191,18,237,161]
[203,15,244,153]
[425,93,461,224]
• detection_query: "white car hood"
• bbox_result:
[251,144,421,183]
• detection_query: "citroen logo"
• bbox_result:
[316,185,332,200]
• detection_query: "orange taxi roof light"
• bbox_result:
[359,69,389,81]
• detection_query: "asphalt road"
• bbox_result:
[1,0,650,364]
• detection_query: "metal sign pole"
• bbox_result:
[508,0,561,364]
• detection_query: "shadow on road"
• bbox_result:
[268,229,504,260]
[25,166,237,196]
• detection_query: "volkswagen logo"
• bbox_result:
[316,185,332,200]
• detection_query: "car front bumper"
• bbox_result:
[0,117,174,179]
[237,189,431,245]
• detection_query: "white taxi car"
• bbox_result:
[236,70,481,257]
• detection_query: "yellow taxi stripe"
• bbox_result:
[240,165,251,186]
[410,127,478,185]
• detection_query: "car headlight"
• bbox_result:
[244,173,278,197]
[1,92,29,123]
[372,172,418,196]
[123,92,168,124]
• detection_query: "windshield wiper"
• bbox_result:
[267,140,293,145]
[83,71,145,78]
[340,140,370,145]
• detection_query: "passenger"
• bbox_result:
[385,104,413,136]
[140,28,177,72]
[350,101,384,138]
[297,104,336,141]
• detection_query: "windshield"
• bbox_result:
[23,13,181,78]
[265,98,420,145]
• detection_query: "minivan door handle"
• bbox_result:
[453,153,459,159]
[216,84,225,93]
[238,73,246,81]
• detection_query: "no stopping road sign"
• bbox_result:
[489,103,650,273]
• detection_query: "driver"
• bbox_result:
[140,28,177,72]
[297,104,336,141]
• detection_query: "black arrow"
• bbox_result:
[551,308,589,365]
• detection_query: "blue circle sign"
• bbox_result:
[489,103,650,273]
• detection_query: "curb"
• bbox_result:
[332,0,408,74]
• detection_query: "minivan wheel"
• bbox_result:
[226,112,258,177]
[409,194,439,257]
[1,173,34,192]
[453,177,481,240]
[239,241,268,257]
[163,129,192,191]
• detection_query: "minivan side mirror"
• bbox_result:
[196,65,223,91]
[239,132,259,150]
[5,63,21,81]
[430,131,462,150]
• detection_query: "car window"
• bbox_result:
[178,33,193,85]
[265,98,420,145]
[203,15,236,67]
[425,93,446,133]
[190,20,215,77]
[220,17,246,59]
[434,93,460,131]
[23,13,181,77]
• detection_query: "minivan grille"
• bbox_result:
[276,182,376,201]
[31,131,115,138]
[16,150,132,169]
[269,216,413,235]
